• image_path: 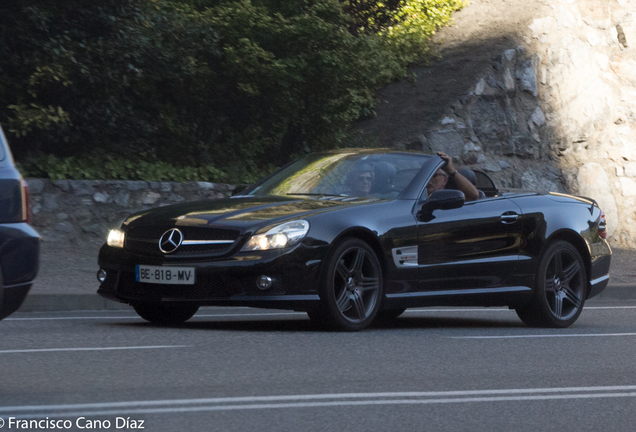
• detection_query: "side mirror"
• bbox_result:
[420,190,465,215]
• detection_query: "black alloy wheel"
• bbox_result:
[310,238,383,331]
[133,303,199,325]
[516,240,587,328]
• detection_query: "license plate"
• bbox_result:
[135,265,195,285]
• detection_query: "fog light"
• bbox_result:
[97,269,107,283]
[257,275,273,290]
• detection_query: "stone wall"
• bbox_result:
[26,179,235,243]
[395,0,636,248]
[535,0,636,248]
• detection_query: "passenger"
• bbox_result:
[426,151,479,202]
[346,162,374,197]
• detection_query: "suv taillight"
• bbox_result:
[598,209,606,239]
[21,179,30,224]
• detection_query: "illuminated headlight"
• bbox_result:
[242,220,309,251]
[107,229,125,248]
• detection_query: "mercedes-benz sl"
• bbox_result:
[97,149,611,331]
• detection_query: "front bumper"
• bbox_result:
[97,243,327,310]
[0,282,32,320]
[0,222,39,319]
[0,222,40,286]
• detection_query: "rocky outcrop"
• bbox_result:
[536,0,636,248]
[381,0,636,249]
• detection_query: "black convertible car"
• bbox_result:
[97,149,611,331]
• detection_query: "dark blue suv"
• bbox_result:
[0,125,39,319]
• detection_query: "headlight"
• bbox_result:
[107,229,125,248]
[242,220,309,251]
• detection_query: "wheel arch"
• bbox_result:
[546,229,592,289]
[329,227,388,278]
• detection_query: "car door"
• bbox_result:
[416,196,524,291]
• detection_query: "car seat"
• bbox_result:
[371,162,398,196]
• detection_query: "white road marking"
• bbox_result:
[6,306,636,321]
[3,385,636,417]
[4,312,305,321]
[451,333,636,339]
[5,316,141,321]
[0,345,188,354]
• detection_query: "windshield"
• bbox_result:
[245,152,430,198]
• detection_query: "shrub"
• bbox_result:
[379,0,467,64]
[1,0,465,182]
[17,153,277,184]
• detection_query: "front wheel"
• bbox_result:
[313,238,383,331]
[133,303,199,325]
[516,240,587,328]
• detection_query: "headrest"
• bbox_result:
[457,169,477,186]
[372,162,396,193]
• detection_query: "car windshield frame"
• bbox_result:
[0,126,7,162]
[241,151,432,199]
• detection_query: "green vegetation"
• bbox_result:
[1,0,465,182]
[17,154,241,183]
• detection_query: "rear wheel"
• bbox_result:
[133,303,199,325]
[516,240,587,328]
[313,238,383,331]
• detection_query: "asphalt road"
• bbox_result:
[2,302,636,431]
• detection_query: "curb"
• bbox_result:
[17,284,636,313]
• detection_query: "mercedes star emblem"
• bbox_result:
[159,228,184,253]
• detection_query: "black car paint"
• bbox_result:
[0,126,40,320]
[510,193,611,297]
[98,150,611,314]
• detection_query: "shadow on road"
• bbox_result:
[372,316,526,330]
[106,314,526,332]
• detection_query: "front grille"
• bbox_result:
[128,226,239,241]
[116,272,243,300]
[124,225,240,257]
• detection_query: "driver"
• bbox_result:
[426,151,479,202]
[346,162,374,197]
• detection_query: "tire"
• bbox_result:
[375,308,406,321]
[133,302,199,325]
[313,238,383,331]
[516,240,587,328]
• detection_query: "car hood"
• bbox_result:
[123,196,384,234]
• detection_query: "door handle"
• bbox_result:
[500,212,519,223]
